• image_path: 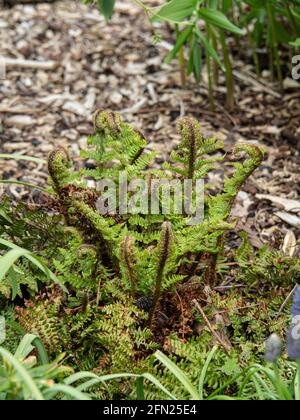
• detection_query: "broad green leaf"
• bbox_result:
[8,267,18,300]
[222,0,233,13]
[153,0,198,23]
[165,26,193,64]
[0,347,44,400]
[198,9,245,35]
[290,38,300,46]
[192,40,202,82]
[0,248,30,283]
[0,238,68,294]
[98,0,116,21]
[15,334,36,360]
[15,334,49,365]
[136,376,145,400]
[194,27,225,71]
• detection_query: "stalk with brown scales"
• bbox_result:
[176,117,197,181]
[149,222,173,325]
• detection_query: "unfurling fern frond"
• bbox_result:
[208,143,264,221]
[164,116,224,181]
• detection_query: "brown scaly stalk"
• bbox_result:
[149,222,173,325]
[121,236,138,298]
[176,117,198,180]
[48,147,71,224]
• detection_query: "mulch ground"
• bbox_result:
[0,0,299,252]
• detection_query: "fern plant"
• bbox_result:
[0,110,272,376]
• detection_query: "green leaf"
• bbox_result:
[290,38,300,46]
[0,209,13,224]
[0,347,44,400]
[154,350,200,400]
[165,26,193,64]
[15,334,36,360]
[26,253,68,293]
[8,267,18,300]
[222,0,233,13]
[198,345,218,399]
[136,376,145,400]
[198,9,245,35]
[141,373,177,400]
[153,0,198,23]
[15,334,49,365]
[192,40,202,82]
[0,238,68,294]
[0,248,30,283]
[194,27,225,71]
[98,0,116,21]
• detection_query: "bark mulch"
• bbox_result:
[0,0,299,252]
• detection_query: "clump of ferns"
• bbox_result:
[45,110,264,326]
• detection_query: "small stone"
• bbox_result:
[5,115,35,128]
[110,91,123,105]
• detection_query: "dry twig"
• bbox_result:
[192,299,231,354]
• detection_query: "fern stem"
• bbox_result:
[149,222,173,325]
[176,117,198,180]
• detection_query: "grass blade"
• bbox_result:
[0,347,44,400]
[154,350,200,400]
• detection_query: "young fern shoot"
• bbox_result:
[149,221,173,324]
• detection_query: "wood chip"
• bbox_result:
[282,230,297,257]
[275,212,300,228]
[256,194,300,213]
